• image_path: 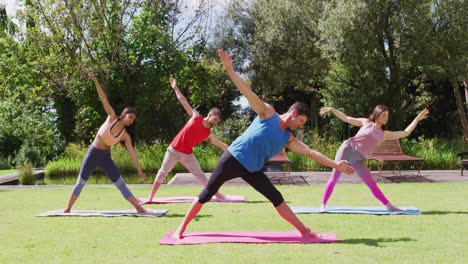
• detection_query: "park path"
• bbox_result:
[1,170,466,190]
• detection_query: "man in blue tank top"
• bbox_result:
[171,50,355,240]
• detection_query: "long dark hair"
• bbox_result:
[119,107,137,147]
[369,105,389,123]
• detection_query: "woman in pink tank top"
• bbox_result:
[319,105,429,212]
[64,69,151,214]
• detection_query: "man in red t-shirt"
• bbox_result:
[147,78,228,201]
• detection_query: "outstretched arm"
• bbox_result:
[124,136,148,183]
[285,135,355,175]
[218,49,274,119]
[383,108,429,140]
[206,133,228,152]
[320,107,368,127]
[170,78,199,118]
[86,69,116,118]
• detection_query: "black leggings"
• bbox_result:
[198,150,284,207]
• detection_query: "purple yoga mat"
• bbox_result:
[137,195,245,204]
[159,231,340,245]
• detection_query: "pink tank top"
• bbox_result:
[97,118,126,146]
[346,121,384,159]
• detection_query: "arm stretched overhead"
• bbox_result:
[86,68,116,119]
[218,49,275,120]
[170,77,200,118]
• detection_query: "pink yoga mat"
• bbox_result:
[137,195,245,204]
[159,231,340,245]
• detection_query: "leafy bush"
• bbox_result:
[399,136,461,170]
[287,132,342,171]
[0,155,13,170]
[14,142,43,168]
[44,143,89,180]
[45,137,462,184]
[18,162,34,185]
[288,134,462,171]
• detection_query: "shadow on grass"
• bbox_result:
[241,200,270,204]
[385,175,434,183]
[422,210,468,215]
[340,237,416,247]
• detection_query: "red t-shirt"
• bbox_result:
[170,116,211,154]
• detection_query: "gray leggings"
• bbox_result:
[322,141,389,205]
[72,145,133,199]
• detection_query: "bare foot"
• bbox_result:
[301,228,322,238]
[63,209,70,213]
[137,207,153,214]
[386,203,403,211]
[215,194,227,200]
[171,230,183,240]
[319,204,326,213]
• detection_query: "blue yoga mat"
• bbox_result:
[290,206,421,215]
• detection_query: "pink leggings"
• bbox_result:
[322,142,389,205]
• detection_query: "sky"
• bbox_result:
[1,0,19,16]
[1,0,229,37]
[1,0,229,16]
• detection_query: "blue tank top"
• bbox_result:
[228,113,291,172]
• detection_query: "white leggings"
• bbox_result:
[154,146,208,185]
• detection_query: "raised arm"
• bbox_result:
[320,107,368,127]
[170,78,199,118]
[124,135,148,183]
[285,135,355,175]
[206,133,228,152]
[382,108,429,140]
[218,49,274,119]
[86,68,116,118]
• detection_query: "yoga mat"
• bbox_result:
[36,209,168,217]
[137,195,245,204]
[291,206,421,215]
[159,231,340,245]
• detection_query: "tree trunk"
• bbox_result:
[453,79,468,141]
[464,79,468,113]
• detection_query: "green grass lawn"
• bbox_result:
[0,169,17,176]
[1,183,467,263]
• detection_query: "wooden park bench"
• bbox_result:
[455,136,467,176]
[369,139,424,177]
[455,151,468,176]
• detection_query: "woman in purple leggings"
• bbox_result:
[320,105,429,212]
[64,69,150,213]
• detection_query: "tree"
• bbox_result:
[15,0,237,144]
[429,0,468,141]
[212,0,463,141]
[0,0,239,166]
[214,0,327,132]
[316,0,466,140]
[0,26,65,166]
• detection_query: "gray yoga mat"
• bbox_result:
[291,206,421,215]
[36,209,168,217]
